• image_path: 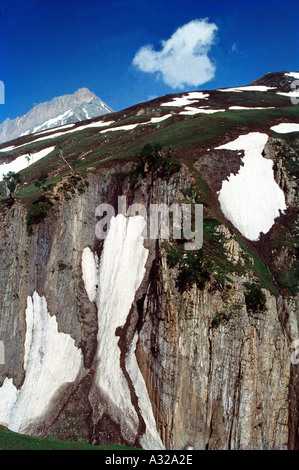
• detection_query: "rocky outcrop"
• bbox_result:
[137,267,296,449]
[249,71,298,94]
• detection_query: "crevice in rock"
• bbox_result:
[228,351,242,450]
[115,305,146,449]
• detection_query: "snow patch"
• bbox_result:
[0,146,55,181]
[276,91,299,98]
[161,92,209,107]
[100,115,172,132]
[1,120,115,151]
[219,85,276,92]
[216,132,287,241]
[34,123,75,135]
[270,123,299,133]
[82,247,98,302]
[0,145,15,153]
[90,214,164,449]
[100,123,139,133]
[83,107,91,120]
[148,114,172,123]
[32,120,115,142]
[285,72,299,80]
[229,106,275,110]
[180,107,225,115]
[186,92,210,99]
[32,110,73,133]
[71,120,115,133]
[0,292,83,432]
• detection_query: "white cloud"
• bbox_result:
[133,19,218,89]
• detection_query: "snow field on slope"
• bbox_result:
[218,85,276,92]
[0,145,15,153]
[149,114,172,123]
[285,72,299,80]
[33,123,75,135]
[31,119,116,142]
[270,123,299,133]
[32,109,74,133]
[0,111,173,152]
[83,214,164,449]
[216,132,287,241]
[276,91,299,98]
[179,105,275,116]
[100,123,139,132]
[94,215,160,446]
[0,120,116,152]
[0,292,83,433]
[0,146,55,181]
[229,106,275,110]
[161,92,209,107]
[180,107,225,115]
[100,114,173,133]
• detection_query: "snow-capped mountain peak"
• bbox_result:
[0,88,113,143]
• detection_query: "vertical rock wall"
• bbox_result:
[0,163,297,449]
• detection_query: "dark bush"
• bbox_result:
[166,243,210,292]
[26,200,53,234]
[243,282,267,313]
[140,143,154,156]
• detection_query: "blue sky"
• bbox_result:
[0,0,298,123]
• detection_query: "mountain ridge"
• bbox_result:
[0,88,113,144]
[249,70,299,92]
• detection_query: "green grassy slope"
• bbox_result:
[0,425,138,450]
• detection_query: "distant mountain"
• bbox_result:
[0,88,113,143]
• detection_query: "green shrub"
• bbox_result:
[212,310,232,328]
[243,281,267,313]
[138,142,181,180]
[2,171,21,199]
[34,174,50,193]
[165,242,210,292]
[140,143,154,156]
[26,200,53,234]
[163,216,236,293]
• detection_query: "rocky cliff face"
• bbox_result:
[0,154,297,449]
